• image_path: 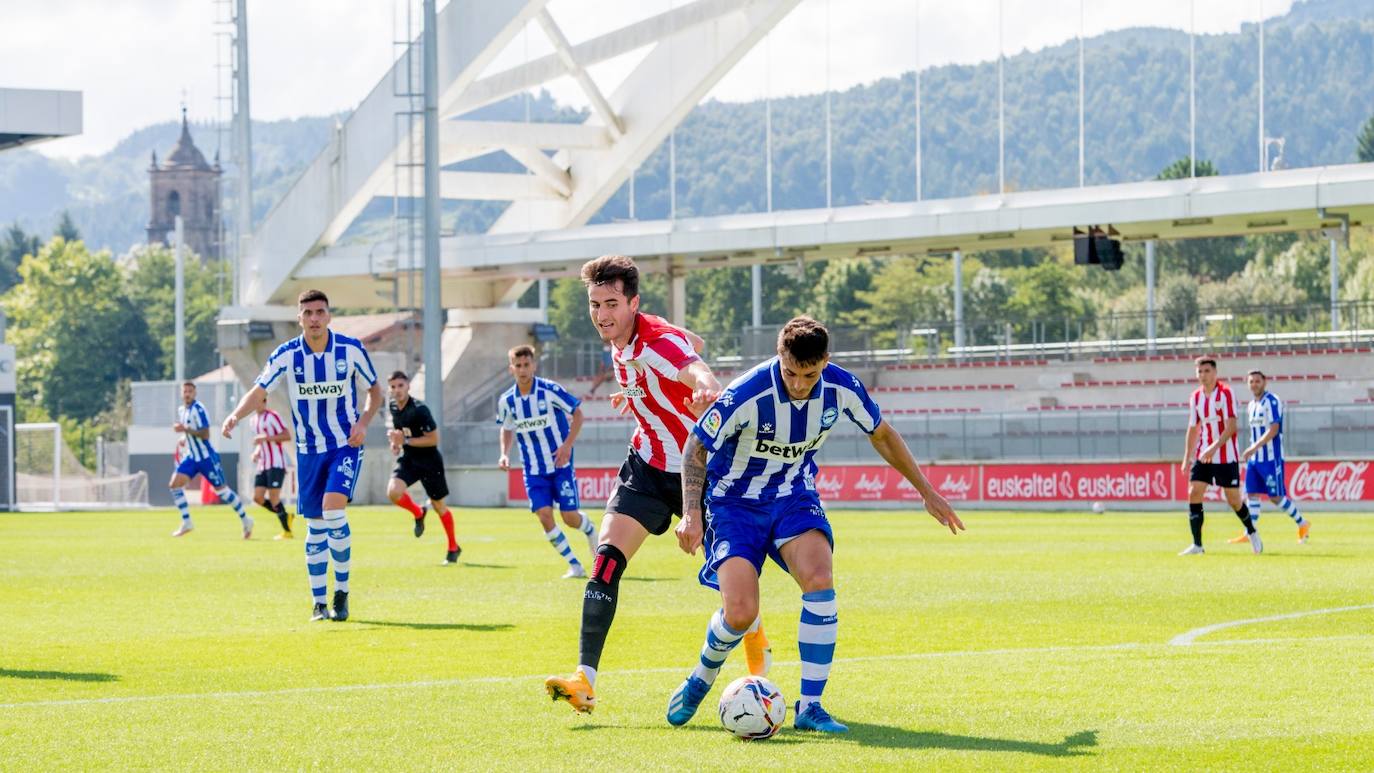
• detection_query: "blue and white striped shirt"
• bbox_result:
[694,358,883,502]
[254,330,379,455]
[1247,391,1285,464]
[497,377,580,476]
[178,400,217,461]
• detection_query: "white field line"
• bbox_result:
[1,635,1357,712]
[1168,603,1374,646]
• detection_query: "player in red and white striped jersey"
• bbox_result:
[545,254,772,713]
[1179,356,1259,556]
[250,391,295,540]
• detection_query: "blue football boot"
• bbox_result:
[795,701,848,733]
[666,675,712,726]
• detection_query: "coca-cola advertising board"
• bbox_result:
[507,461,1374,503]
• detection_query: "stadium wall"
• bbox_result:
[436,461,1374,512]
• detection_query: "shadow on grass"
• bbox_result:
[0,668,119,683]
[568,722,1097,756]
[845,723,1098,757]
[351,620,515,632]
[621,576,673,583]
[453,563,513,569]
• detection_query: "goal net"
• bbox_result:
[15,422,149,511]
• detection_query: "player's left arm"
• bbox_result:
[223,385,267,438]
[347,345,383,448]
[868,421,964,535]
[1242,424,1279,460]
[676,433,710,555]
[676,360,722,416]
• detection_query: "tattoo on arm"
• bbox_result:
[682,435,708,515]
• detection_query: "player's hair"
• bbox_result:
[297,288,329,307]
[777,315,830,366]
[1194,355,1218,369]
[181,381,196,389]
[1247,369,1266,379]
[388,370,409,382]
[580,254,639,299]
[508,344,535,360]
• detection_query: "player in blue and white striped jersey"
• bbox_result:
[497,344,597,577]
[221,289,383,622]
[1238,370,1311,544]
[169,381,252,539]
[665,316,964,734]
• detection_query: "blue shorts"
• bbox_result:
[698,490,834,590]
[525,466,580,513]
[174,455,225,488]
[298,446,363,518]
[1245,460,1287,498]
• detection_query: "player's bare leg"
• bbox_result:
[545,512,652,713]
[667,557,758,726]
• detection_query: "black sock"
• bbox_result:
[258,501,277,517]
[1188,502,1204,547]
[1234,503,1255,534]
[275,502,291,531]
[578,544,626,672]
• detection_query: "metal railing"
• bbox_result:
[530,300,1374,380]
[442,403,1374,467]
[131,381,243,428]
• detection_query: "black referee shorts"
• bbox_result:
[606,451,690,536]
[393,455,450,501]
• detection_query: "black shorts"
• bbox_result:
[393,454,450,501]
[1191,461,1240,489]
[254,467,286,490]
[606,452,686,536]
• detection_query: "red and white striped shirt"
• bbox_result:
[613,313,701,473]
[1189,382,1240,463]
[253,408,289,471]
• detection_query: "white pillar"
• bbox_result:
[750,264,762,327]
[174,215,185,384]
[422,0,444,429]
[232,0,252,307]
[1331,237,1340,331]
[670,264,687,328]
[953,250,965,356]
[1145,240,1157,353]
[538,278,548,314]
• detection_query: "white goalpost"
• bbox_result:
[14,422,149,511]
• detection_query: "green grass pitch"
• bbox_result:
[2,506,1373,770]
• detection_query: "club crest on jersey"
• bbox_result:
[335,359,348,375]
[820,407,839,428]
[702,408,723,437]
[621,386,646,399]
[717,391,735,408]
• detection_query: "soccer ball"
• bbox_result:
[1091,501,1107,514]
[718,675,787,740]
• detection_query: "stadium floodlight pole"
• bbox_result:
[1145,240,1157,353]
[1258,0,1265,172]
[233,0,252,307]
[916,0,922,200]
[1189,0,1196,178]
[421,0,443,429]
[997,0,1004,194]
[1078,0,1084,187]
[174,215,185,385]
[1331,237,1340,331]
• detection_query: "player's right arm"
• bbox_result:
[223,385,267,438]
[498,429,514,471]
[676,433,709,556]
[1181,425,1199,473]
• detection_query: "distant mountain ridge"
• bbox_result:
[1,0,1371,255]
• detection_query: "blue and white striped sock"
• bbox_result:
[171,488,190,521]
[1278,497,1306,526]
[690,608,745,686]
[324,509,351,593]
[304,519,330,603]
[577,512,596,536]
[798,589,838,712]
[216,487,247,519]
[545,526,581,567]
[1247,497,1262,523]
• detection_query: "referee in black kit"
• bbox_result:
[386,370,461,564]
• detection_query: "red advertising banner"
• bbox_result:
[507,461,1374,503]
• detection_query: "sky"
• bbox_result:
[4,0,1295,161]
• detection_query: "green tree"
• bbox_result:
[1154,157,1249,281]
[1004,259,1092,339]
[123,245,227,379]
[4,237,159,422]
[1155,157,1220,180]
[53,210,80,242]
[0,221,40,293]
[1357,113,1374,163]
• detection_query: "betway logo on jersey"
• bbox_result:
[511,415,551,432]
[292,381,346,400]
[750,433,828,462]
